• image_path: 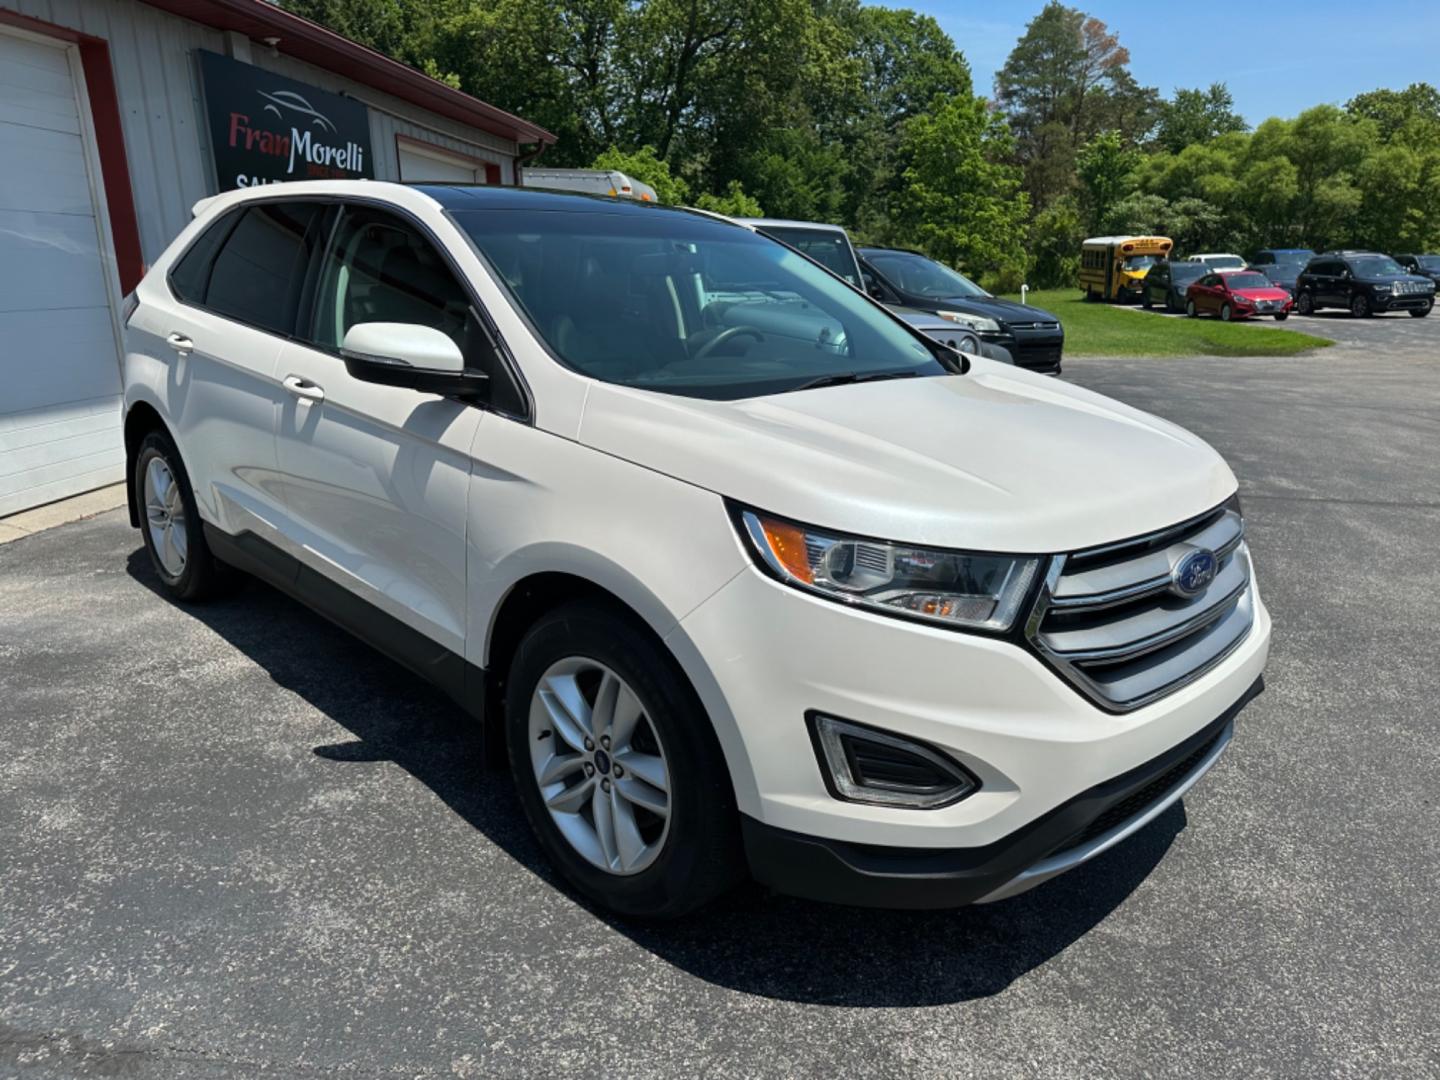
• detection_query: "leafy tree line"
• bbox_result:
[283,0,1440,290]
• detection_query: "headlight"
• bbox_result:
[735,508,1041,632]
[1373,282,1392,292]
[935,311,1001,334]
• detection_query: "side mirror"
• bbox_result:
[862,271,883,300]
[341,322,488,399]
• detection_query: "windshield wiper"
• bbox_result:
[790,370,924,392]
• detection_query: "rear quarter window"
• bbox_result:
[169,209,240,304]
[198,202,328,336]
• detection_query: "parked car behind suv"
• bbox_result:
[858,246,1065,374]
[1294,252,1435,317]
[1183,253,1247,271]
[735,219,1013,364]
[1249,248,1315,294]
[1140,259,1206,312]
[1394,253,1440,285]
[122,181,1269,918]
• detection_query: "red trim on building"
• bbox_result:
[0,9,146,294]
[140,0,555,147]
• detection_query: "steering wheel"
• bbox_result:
[691,326,764,362]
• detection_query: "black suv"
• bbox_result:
[858,247,1064,373]
[1294,252,1435,318]
[1394,253,1440,286]
[1140,259,1206,312]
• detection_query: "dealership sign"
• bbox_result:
[198,50,374,190]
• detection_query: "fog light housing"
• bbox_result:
[808,713,978,809]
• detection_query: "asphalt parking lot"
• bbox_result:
[3,326,1439,1077]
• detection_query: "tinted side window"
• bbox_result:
[310,207,473,351]
[205,202,326,336]
[309,206,524,415]
[169,209,240,303]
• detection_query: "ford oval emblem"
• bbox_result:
[1171,548,1218,598]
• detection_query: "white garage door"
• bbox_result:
[398,140,499,185]
[0,29,123,517]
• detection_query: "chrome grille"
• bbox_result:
[1026,500,1254,711]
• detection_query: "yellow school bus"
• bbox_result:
[1080,236,1174,301]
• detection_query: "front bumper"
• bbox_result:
[1375,293,1433,312]
[741,678,1258,908]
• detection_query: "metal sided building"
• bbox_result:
[0,0,553,515]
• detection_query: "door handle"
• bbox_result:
[165,332,193,355]
[282,375,325,403]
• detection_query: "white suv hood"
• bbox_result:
[577,362,1236,554]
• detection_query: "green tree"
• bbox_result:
[1347,83,1440,141]
[1156,83,1248,153]
[1076,130,1139,231]
[892,96,1029,276]
[1028,195,1083,288]
[693,180,764,216]
[994,3,1155,209]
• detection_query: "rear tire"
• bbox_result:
[505,602,744,919]
[132,429,227,601]
[1296,291,1314,316]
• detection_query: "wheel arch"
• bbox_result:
[479,563,757,813]
[122,399,170,528]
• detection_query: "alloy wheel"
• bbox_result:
[143,456,188,577]
[528,657,671,875]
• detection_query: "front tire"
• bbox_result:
[1351,293,1371,318]
[1410,305,1431,318]
[505,602,743,918]
[133,429,227,601]
[1186,299,1197,318]
[1220,303,1233,322]
[1141,290,1152,310]
[1274,312,1289,321]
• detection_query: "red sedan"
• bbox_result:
[1185,270,1294,321]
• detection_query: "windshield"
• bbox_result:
[864,250,990,299]
[1225,272,1272,290]
[1272,251,1314,267]
[455,208,945,401]
[1416,256,1440,270]
[754,226,862,287]
[1168,262,1205,282]
[1122,254,1157,270]
[1204,255,1246,270]
[1350,256,1404,277]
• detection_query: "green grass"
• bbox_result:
[1001,289,1334,358]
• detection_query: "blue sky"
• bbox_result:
[915,1,1440,124]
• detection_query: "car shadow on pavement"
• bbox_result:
[127,547,1183,1008]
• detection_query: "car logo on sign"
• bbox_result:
[1171,548,1218,598]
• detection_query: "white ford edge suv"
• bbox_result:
[121,181,1270,917]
